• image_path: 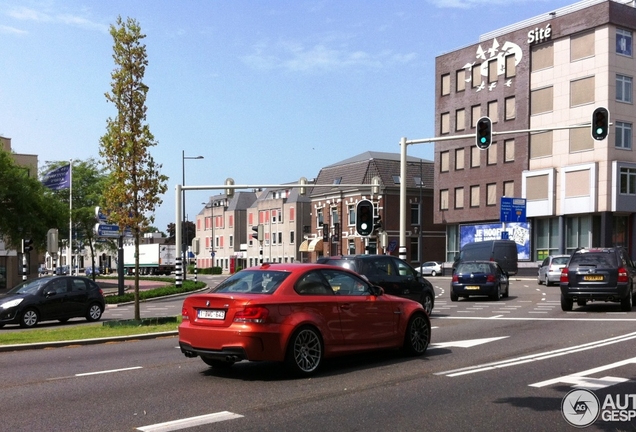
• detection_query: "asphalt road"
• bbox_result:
[2,277,636,431]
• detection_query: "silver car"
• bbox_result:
[417,261,444,276]
[537,255,570,286]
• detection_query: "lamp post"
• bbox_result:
[182,151,204,279]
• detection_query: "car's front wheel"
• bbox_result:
[86,303,103,322]
[285,326,323,376]
[561,294,573,311]
[403,313,430,356]
[420,293,434,315]
[431,270,437,277]
[20,308,39,328]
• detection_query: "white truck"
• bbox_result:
[123,244,176,275]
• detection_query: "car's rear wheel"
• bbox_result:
[86,303,103,322]
[576,299,587,307]
[20,308,39,328]
[620,289,633,312]
[403,313,430,356]
[285,325,323,376]
[561,294,573,311]
[420,293,433,315]
[431,270,437,277]
[450,291,458,302]
[201,357,234,369]
[545,275,551,286]
[490,285,501,301]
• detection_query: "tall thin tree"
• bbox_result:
[99,16,168,320]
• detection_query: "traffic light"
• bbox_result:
[591,107,609,141]
[356,200,374,236]
[22,239,34,253]
[191,238,200,255]
[332,223,340,242]
[475,116,492,150]
[373,215,382,233]
[251,224,264,242]
[322,223,329,242]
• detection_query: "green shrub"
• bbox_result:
[104,280,206,304]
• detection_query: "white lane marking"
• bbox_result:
[430,336,508,349]
[437,316,636,322]
[76,366,143,377]
[137,411,244,431]
[530,357,636,389]
[436,331,636,377]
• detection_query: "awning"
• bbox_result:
[298,239,310,252]
[307,238,323,252]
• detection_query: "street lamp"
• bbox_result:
[182,151,204,279]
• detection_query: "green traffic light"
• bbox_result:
[596,127,603,135]
[480,137,486,144]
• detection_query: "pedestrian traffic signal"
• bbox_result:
[591,107,609,141]
[475,117,492,149]
[373,215,382,233]
[332,223,340,242]
[356,200,374,236]
[322,223,329,242]
[22,239,34,253]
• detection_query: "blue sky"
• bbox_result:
[1,0,576,232]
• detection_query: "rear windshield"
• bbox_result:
[456,263,492,274]
[569,252,617,267]
[212,270,290,294]
[552,256,569,265]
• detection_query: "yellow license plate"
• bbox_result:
[465,285,480,290]
[583,275,604,281]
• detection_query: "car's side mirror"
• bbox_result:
[44,290,56,297]
[370,285,383,296]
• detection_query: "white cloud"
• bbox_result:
[6,6,107,33]
[0,25,27,35]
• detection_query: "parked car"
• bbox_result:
[416,261,444,276]
[55,266,69,275]
[537,254,570,286]
[316,255,435,315]
[450,260,510,301]
[179,263,431,376]
[0,276,105,328]
[559,247,636,312]
[85,266,101,276]
[452,240,518,275]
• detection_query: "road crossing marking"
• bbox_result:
[529,357,636,390]
[137,411,244,431]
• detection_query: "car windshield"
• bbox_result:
[552,257,569,265]
[8,278,49,295]
[212,270,290,294]
[456,263,491,274]
[320,259,356,271]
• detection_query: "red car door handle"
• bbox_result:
[340,304,351,310]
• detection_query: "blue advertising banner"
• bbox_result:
[42,164,71,190]
[460,222,530,260]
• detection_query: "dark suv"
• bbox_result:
[559,247,636,312]
[316,255,435,315]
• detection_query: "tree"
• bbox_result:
[43,159,108,281]
[166,221,195,246]
[0,148,67,252]
[99,16,168,320]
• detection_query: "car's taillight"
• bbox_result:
[560,267,569,283]
[618,267,629,283]
[234,306,269,323]
[182,306,189,321]
[487,274,495,282]
[99,289,104,296]
[452,274,459,282]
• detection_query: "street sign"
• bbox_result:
[387,240,397,253]
[94,223,132,238]
[500,197,526,223]
[95,206,109,222]
[501,231,509,240]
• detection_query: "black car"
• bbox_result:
[450,260,509,301]
[316,255,435,315]
[559,247,636,312]
[0,276,105,328]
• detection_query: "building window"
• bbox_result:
[440,151,450,172]
[505,96,516,120]
[569,127,593,153]
[503,181,514,197]
[488,60,498,83]
[620,167,636,194]
[290,231,295,244]
[505,54,516,78]
[526,175,549,200]
[456,69,466,92]
[470,185,480,207]
[330,207,339,224]
[536,218,560,260]
[487,143,497,165]
[615,121,633,149]
[229,235,233,247]
[486,183,497,206]
[570,76,594,107]
[471,146,480,168]
[504,139,515,162]
[440,189,449,210]
[278,232,282,245]
[530,131,553,158]
[454,187,464,209]
[617,75,633,103]
[410,203,420,225]
[441,112,450,134]
[617,28,633,57]
[487,100,498,123]
[316,208,324,226]
[531,43,554,71]
[455,148,465,170]
[531,86,553,115]
[456,108,465,131]
[348,205,355,225]
[471,64,482,88]
[441,73,450,96]
[570,31,595,61]
[471,105,481,128]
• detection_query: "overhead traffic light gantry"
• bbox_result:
[475,116,492,150]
